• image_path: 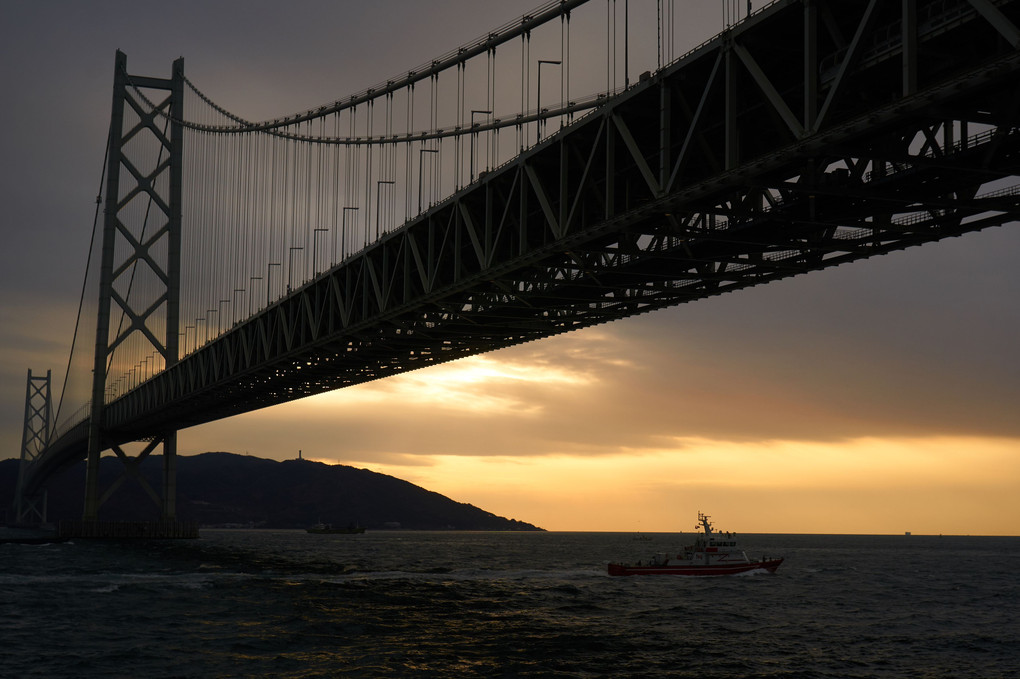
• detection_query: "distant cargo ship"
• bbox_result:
[306,523,365,534]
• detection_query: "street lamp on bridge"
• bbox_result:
[267,262,281,306]
[248,277,261,316]
[537,59,561,144]
[288,247,303,292]
[470,110,491,183]
[233,288,245,325]
[206,309,217,343]
[418,148,438,214]
[312,228,329,275]
[341,207,359,263]
[376,180,395,240]
[219,300,230,334]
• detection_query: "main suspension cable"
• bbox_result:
[53,124,112,433]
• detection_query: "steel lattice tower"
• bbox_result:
[15,370,51,525]
[84,51,184,521]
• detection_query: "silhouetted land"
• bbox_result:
[0,452,542,530]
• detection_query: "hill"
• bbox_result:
[0,452,542,531]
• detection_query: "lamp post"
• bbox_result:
[418,148,438,214]
[376,180,395,240]
[267,262,281,305]
[470,110,491,183]
[219,299,230,334]
[288,246,303,291]
[537,59,561,144]
[342,207,359,262]
[624,0,629,88]
[233,288,245,325]
[312,228,329,275]
[206,309,217,343]
[248,277,261,315]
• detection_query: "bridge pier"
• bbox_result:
[77,431,190,537]
[84,435,181,520]
[83,420,101,520]
[163,432,177,520]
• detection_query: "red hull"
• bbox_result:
[607,557,783,576]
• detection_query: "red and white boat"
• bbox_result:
[607,512,783,576]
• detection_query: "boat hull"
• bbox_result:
[607,557,783,576]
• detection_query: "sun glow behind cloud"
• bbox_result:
[309,353,594,416]
[328,436,1020,535]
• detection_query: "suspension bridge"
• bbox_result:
[13,0,1020,534]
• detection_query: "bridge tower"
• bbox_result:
[14,370,51,525]
[83,51,184,522]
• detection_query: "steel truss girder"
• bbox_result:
[29,0,1020,492]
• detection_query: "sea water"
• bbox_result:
[1,530,1017,677]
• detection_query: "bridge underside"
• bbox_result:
[29,0,1020,494]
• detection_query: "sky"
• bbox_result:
[1,1,1018,535]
